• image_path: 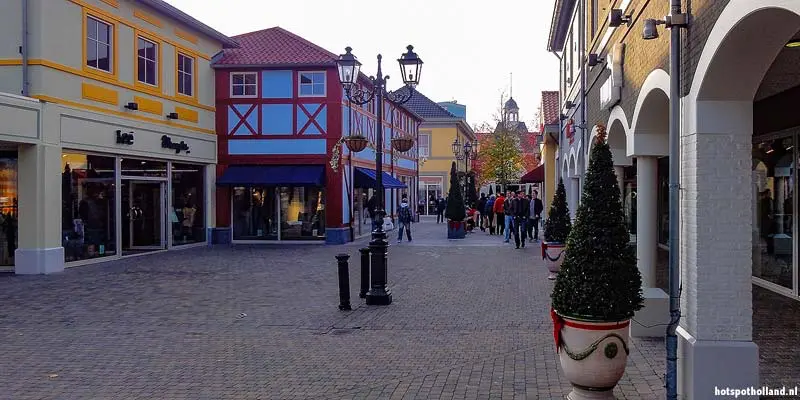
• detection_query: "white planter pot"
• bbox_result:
[552,311,631,400]
[542,241,566,280]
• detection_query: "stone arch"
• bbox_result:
[630,69,670,157]
[586,111,632,166]
[680,2,800,398]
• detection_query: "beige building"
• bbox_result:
[0,0,236,274]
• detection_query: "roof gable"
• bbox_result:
[213,27,338,67]
[541,91,560,125]
[393,87,457,120]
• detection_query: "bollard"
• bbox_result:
[336,254,352,311]
[359,247,370,298]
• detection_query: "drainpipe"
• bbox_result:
[550,51,563,184]
[666,0,687,399]
[579,0,588,175]
[21,0,29,96]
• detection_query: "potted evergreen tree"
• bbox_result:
[550,125,644,400]
[445,162,466,239]
[542,178,571,280]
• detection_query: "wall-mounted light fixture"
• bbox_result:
[609,9,632,27]
[587,53,605,67]
[786,39,800,48]
[643,13,689,40]
[124,102,138,110]
[166,112,179,120]
[564,100,575,109]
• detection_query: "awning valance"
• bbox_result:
[354,167,407,189]
[520,165,544,184]
[216,165,325,186]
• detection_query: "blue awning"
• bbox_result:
[354,167,407,189]
[216,165,324,186]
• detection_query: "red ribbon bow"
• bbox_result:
[551,307,564,353]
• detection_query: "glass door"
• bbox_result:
[122,180,165,254]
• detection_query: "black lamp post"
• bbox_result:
[336,45,423,306]
[452,137,478,199]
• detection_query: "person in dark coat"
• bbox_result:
[477,193,488,231]
[528,191,544,241]
[436,196,447,223]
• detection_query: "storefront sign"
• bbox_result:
[115,130,134,145]
[161,135,190,154]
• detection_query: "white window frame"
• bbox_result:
[136,36,158,86]
[177,52,194,97]
[86,15,113,73]
[298,71,326,97]
[418,132,431,158]
[230,72,258,98]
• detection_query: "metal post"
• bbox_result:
[366,54,392,306]
[666,1,683,399]
[359,247,370,298]
[336,254,352,311]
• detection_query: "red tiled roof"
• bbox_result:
[214,27,338,67]
[541,91,560,125]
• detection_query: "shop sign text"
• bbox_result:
[115,130,135,145]
[161,135,190,154]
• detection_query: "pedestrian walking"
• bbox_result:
[503,191,514,243]
[528,191,544,241]
[485,195,496,235]
[397,196,413,243]
[494,192,506,237]
[436,196,447,223]
[512,190,530,249]
[477,193,488,231]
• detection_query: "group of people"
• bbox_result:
[471,190,544,249]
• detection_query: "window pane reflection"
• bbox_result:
[0,153,17,266]
[62,153,116,262]
[232,187,278,240]
[753,136,794,290]
[280,187,325,240]
[171,163,204,245]
[121,158,166,177]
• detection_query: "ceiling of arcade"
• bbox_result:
[755,30,800,101]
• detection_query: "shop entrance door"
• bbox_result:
[122,180,165,254]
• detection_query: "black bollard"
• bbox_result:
[359,247,370,298]
[336,254,352,311]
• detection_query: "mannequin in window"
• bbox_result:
[182,198,196,241]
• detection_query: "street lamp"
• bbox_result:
[336,45,423,306]
[452,137,478,200]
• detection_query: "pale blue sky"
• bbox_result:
[166,0,560,130]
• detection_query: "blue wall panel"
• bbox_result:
[297,104,327,135]
[397,158,416,170]
[261,70,293,98]
[229,105,258,135]
[261,104,293,135]
[228,139,327,155]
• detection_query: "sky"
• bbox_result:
[165,0,560,130]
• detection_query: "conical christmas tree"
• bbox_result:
[543,178,571,243]
[551,126,643,320]
[445,161,466,221]
[467,171,479,207]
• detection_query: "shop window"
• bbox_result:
[753,136,794,291]
[299,71,325,97]
[62,153,116,262]
[231,72,257,98]
[280,187,325,240]
[232,186,278,240]
[0,153,17,268]
[171,163,204,245]
[137,36,158,86]
[86,15,113,73]
[177,53,194,97]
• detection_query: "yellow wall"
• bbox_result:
[420,123,474,194]
[541,141,557,214]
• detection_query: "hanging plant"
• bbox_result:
[391,134,415,153]
[344,135,368,152]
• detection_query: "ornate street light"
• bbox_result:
[336,45,423,306]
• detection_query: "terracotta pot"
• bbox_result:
[542,241,565,280]
[552,310,631,400]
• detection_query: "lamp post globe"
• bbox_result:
[336,47,361,90]
[398,45,423,88]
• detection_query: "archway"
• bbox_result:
[684,2,800,397]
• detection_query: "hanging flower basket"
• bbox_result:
[391,135,415,152]
[344,135,368,152]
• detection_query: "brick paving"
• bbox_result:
[1,216,786,399]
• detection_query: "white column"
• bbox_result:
[614,166,625,197]
[569,176,580,220]
[636,156,657,288]
[15,142,64,274]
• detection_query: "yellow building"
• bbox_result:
[0,0,236,274]
[400,91,475,214]
[538,91,560,214]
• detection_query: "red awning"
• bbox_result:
[520,165,544,183]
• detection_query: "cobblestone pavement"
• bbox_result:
[0,218,674,400]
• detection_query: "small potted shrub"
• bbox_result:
[445,162,466,239]
[550,125,644,399]
[542,178,571,280]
